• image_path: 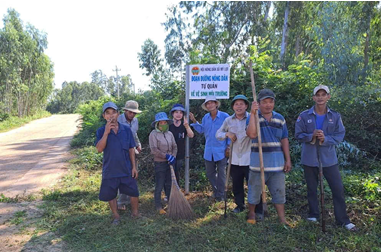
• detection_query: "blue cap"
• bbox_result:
[102,102,118,113]
[170,103,185,114]
[151,112,172,127]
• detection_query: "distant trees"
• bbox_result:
[0,9,54,117]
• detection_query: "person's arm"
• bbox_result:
[216,118,236,142]
[183,117,194,138]
[281,138,292,173]
[170,132,178,157]
[135,119,142,152]
[96,120,115,152]
[295,114,315,143]
[189,112,204,134]
[129,147,138,178]
[246,101,259,138]
[319,113,345,146]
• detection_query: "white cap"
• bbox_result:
[313,85,330,95]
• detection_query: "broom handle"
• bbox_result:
[249,61,267,206]
[169,165,180,190]
[225,141,234,191]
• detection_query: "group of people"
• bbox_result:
[95,84,356,231]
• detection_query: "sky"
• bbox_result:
[0,0,179,91]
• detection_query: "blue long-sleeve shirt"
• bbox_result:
[295,106,345,167]
[191,110,229,162]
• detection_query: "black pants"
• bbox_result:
[230,164,263,213]
[303,164,350,225]
[154,162,171,209]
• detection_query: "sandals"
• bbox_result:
[111,218,121,225]
[344,223,358,232]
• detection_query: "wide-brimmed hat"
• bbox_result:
[313,85,330,95]
[201,95,221,111]
[231,94,249,108]
[102,101,118,113]
[258,89,275,101]
[122,100,142,113]
[170,103,185,114]
[151,112,173,127]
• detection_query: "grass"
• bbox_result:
[25,148,380,252]
[0,110,51,133]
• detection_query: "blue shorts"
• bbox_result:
[247,171,286,205]
[99,176,139,202]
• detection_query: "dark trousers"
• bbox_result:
[303,164,350,225]
[154,162,171,209]
[231,165,263,213]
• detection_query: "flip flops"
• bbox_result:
[111,218,120,225]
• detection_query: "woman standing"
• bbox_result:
[149,112,177,214]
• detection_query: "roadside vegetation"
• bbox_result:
[0,110,51,133]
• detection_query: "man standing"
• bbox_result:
[246,89,291,225]
[96,102,139,225]
[216,95,263,214]
[190,95,229,201]
[117,100,142,210]
[295,85,356,231]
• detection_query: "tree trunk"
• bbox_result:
[280,1,290,69]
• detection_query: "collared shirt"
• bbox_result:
[216,112,251,166]
[295,106,345,167]
[95,123,136,179]
[247,110,288,172]
[118,114,141,148]
[191,110,229,162]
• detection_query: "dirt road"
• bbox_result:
[0,114,81,197]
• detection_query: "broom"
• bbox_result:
[167,164,194,220]
[224,141,234,218]
[249,60,268,216]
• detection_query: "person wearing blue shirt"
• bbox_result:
[190,96,229,201]
[295,85,356,231]
[246,89,291,225]
[95,102,139,225]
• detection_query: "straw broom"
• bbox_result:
[167,164,194,220]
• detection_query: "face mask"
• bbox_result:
[158,124,168,132]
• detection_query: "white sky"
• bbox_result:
[0,0,179,91]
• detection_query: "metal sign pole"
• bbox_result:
[185,65,190,194]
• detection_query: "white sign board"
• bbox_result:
[188,64,230,99]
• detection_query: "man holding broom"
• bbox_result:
[216,94,263,214]
[246,89,291,225]
[295,84,356,231]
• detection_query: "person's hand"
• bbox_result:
[166,154,176,165]
[225,132,237,142]
[189,112,197,123]
[136,145,142,153]
[284,160,292,173]
[132,167,138,179]
[316,130,325,143]
[105,119,117,135]
[183,117,189,128]
[250,101,259,115]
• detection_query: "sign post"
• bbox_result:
[185,64,230,194]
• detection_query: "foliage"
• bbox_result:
[0,9,54,117]
[0,110,50,133]
[69,146,103,171]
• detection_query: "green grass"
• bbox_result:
[28,151,381,252]
[0,110,51,133]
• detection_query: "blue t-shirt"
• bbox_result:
[247,111,288,172]
[315,114,326,130]
[95,123,136,179]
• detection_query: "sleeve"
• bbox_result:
[295,114,313,143]
[149,131,167,159]
[135,120,141,147]
[321,113,345,146]
[170,132,178,157]
[190,121,204,134]
[94,127,104,146]
[215,118,229,140]
[281,118,289,139]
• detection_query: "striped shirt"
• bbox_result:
[247,110,288,172]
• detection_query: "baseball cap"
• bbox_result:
[313,85,330,95]
[258,89,275,101]
[102,102,118,113]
